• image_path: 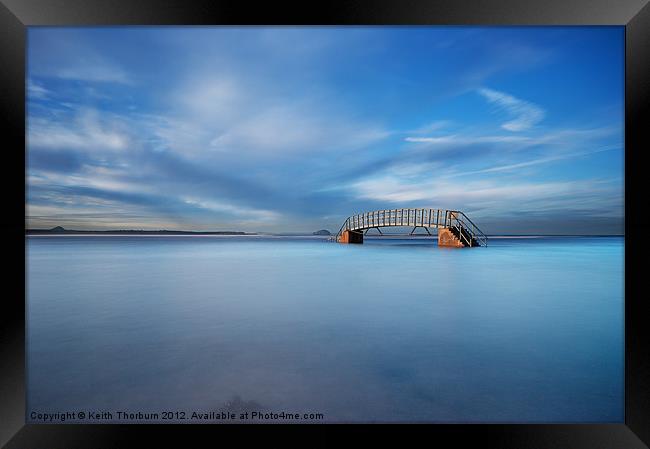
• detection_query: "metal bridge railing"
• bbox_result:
[334,208,487,247]
[453,211,488,247]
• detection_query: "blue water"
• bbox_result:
[26,235,624,423]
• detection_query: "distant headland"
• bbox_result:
[26,226,254,236]
[26,226,338,236]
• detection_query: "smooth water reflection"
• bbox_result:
[27,235,624,422]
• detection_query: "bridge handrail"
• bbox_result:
[334,208,487,247]
[336,217,350,239]
[452,211,488,247]
[454,220,473,247]
[336,208,438,239]
[454,217,485,247]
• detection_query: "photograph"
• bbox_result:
[25,25,625,424]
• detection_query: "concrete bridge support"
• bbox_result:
[338,230,363,244]
[437,228,465,248]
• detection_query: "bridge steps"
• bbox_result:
[448,226,480,247]
[437,227,465,247]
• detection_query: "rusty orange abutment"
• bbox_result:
[334,208,487,247]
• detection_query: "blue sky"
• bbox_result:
[27,26,624,234]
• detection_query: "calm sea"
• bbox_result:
[26,235,624,423]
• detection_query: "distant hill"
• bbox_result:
[27,226,253,235]
[312,229,331,236]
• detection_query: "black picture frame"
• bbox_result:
[2,0,648,447]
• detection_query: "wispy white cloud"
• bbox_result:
[164,75,391,159]
[477,87,545,132]
[462,41,552,87]
[408,120,453,135]
[28,30,134,85]
[350,175,622,217]
[404,126,618,151]
[208,106,389,156]
[28,167,144,195]
[182,197,281,222]
[443,145,620,178]
[55,65,132,84]
[405,135,530,144]
[26,203,189,231]
[27,80,51,99]
[178,77,241,122]
[28,110,130,152]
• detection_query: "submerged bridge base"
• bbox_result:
[339,230,364,244]
[437,228,465,248]
[337,227,465,247]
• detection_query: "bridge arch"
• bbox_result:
[335,208,487,247]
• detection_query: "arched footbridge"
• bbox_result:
[335,208,488,247]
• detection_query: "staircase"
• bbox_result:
[449,224,480,247]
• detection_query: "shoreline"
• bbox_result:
[26,233,623,238]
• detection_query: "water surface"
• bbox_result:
[27,235,624,422]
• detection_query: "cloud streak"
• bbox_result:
[350,176,622,221]
[478,87,545,132]
[443,145,620,178]
[28,113,129,152]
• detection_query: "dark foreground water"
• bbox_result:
[26,235,623,423]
